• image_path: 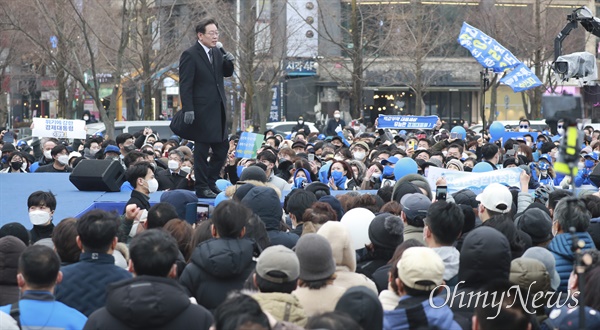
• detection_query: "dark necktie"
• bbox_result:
[209,49,213,64]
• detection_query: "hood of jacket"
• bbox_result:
[547,232,596,261]
[190,238,255,278]
[432,246,460,281]
[317,221,356,271]
[241,186,284,231]
[253,292,307,326]
[105,276,192,328]
[0,236,27,285]
[335,286,383,330]
[510,257,551,293]
[458,227,511,288]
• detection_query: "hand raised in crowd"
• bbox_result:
[124,204,142,222]
[406,146,415,157]
[520,170,530,192]
[229,139,237,153]
[227,152,236,166]
[364,166,376,180]
[328,177,338,190]
[436,176,447,187]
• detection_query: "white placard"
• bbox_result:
[32,118,87,139]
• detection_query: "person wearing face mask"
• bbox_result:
[292,115,311,134]
[125,162,156,212]
[326,110,346,136]
[350,141,369,162]
[536,155,555,186]
[292,168,312,189]
[28,138,58,173]
[83,139,103,160]
[327,160,357,191]
[360,163,383,190]
[27,191,57,244]
[156,149,188,191]
[574,152,598,188]
[556,120,565,137]
[34,145,72,173]
[380,157,399,188]
[517,119,530,133]
[116,133,136,169]
[0,151,28,173]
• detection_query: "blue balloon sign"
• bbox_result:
[394,158,419,181]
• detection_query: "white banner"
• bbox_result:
[32,118,87,139]
[426,166,523,195]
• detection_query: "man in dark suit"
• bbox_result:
[156,149,188,191]
[179,18,234,198]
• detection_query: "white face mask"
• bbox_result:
[90,148,100,156]
[334,156,344,161]
[168,160,180,171]
[181,166,191,174]
[442,150,448,157]
[334,114,341,119]
[557,128,565,136]
[298,120,304,125]
[43,150,52,160]
[83,115,89,121]
[519,128,528,133]
[146,178,159,193]
[21,162,27,171]
[29,210,51,226]
[353,151,366,160]
[372,172,381,179]
[399,145,406,151]
[57,154,69,165]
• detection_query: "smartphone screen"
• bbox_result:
[197,203,210,223]
[436,186,447,201]
[308,153,315,162]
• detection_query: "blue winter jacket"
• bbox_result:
[55,252,132,316]
[383,295,461,330]
[547,232,596,293]
[0,291,87,330]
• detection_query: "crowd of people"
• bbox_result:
[0,116,599,329]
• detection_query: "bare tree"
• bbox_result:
[385,2,455,116]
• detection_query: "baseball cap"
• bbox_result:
[580,146,593,155]
[400,193,431,219]
[584,152,598,161]
[397,247,444,291]
[476,183,512,213]
[256,245,300,283]
[381,156,399,165]
[292,141,306,149]
[104,145,121,155]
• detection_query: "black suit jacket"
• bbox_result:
[178,42,234,143]
[156,170,188,191]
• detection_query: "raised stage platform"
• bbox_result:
[0,173,215,229]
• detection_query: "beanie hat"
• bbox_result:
[515,208,552,245]
[446,159,464,171]
[394,174,432,200]
[319,195,344,221]
[295,233,336,281]
[452,189,478,208]
[368,213,404,250]
[1,143,15,153]
[0,222,30,246]
[240,166,268,183]
[391,182,421,203]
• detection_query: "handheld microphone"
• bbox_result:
[216,42,227,55]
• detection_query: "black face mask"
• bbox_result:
[124,145,136,152]
[10,161,23,170]
[464,166,473,172]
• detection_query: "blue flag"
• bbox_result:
[458,22,520,73]
[499,63,543,92]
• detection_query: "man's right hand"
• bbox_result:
[184,111,195,124]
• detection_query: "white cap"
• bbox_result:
[476,183,512,213]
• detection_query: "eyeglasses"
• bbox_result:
[557,125,563,129]
[519,125,529,129]
[204,31,219,36]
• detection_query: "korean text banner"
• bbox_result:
[426,166,523,195]
[377,115,439,130]
[500,63,543,92]
[458,22,520,73]
[235,132,265,159]
[32,118,86,139]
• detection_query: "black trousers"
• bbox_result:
[193,139,228,191]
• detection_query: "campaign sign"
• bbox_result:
[32,118,86,139]
[235,132,265,159]
[377,115,439,130]
[458,22,520,73]
[426,166,523,195]
[500,63,543,92]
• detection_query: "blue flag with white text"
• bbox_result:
[458,22,520,73]
[499,63,543,92]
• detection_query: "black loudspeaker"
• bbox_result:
[69,159,125,192]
